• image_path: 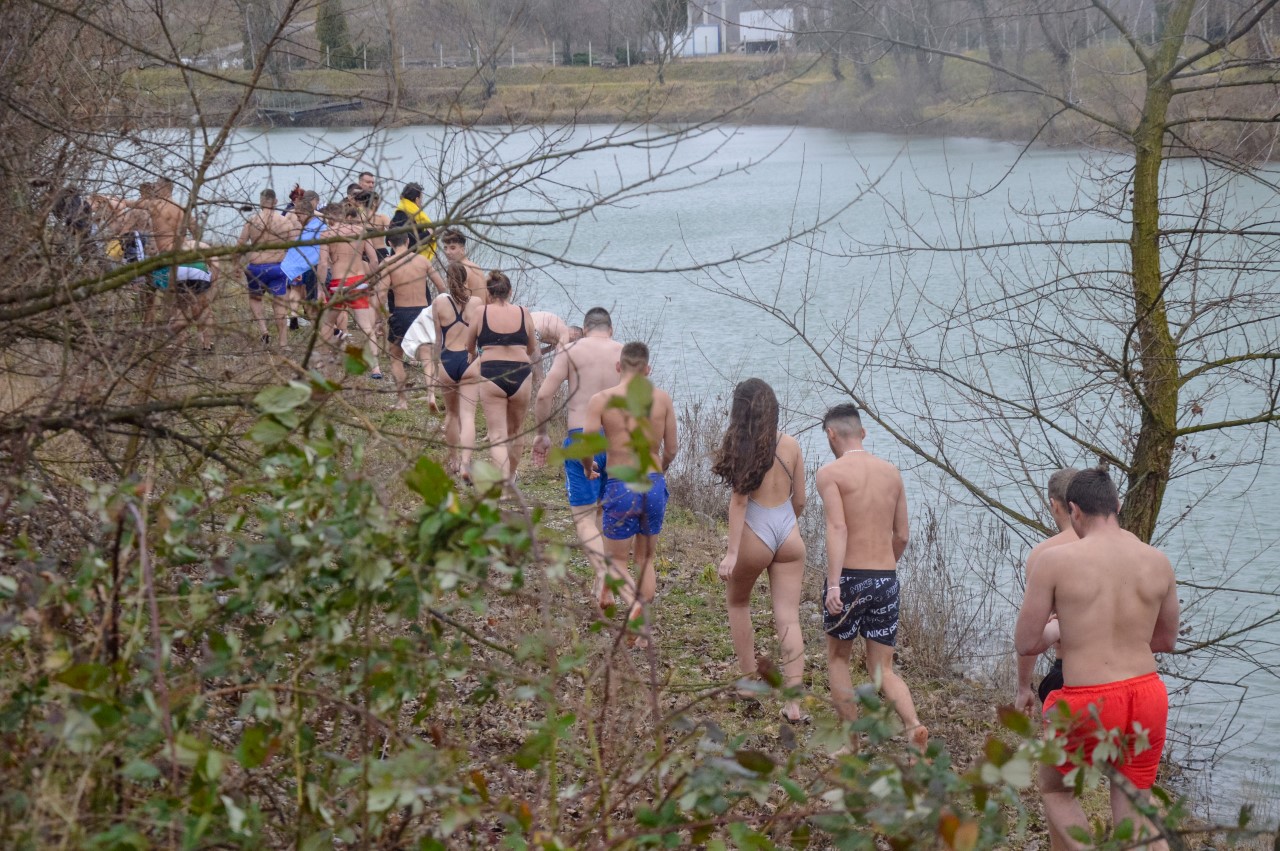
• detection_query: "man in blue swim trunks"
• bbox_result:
[238,188,301,348]
[582,342,678,641]
[532,308,623,606]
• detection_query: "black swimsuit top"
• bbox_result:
[439,295,469,336]
[477,305,529,348]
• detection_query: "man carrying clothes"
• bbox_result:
[374,231,445,410]
[280,190,324,324]
[531,308,624,606]
[1015,467,1179,851]
[389,182,434,259]
[238,188,301,347]
[582,342,678,642]
[817,404,928,754]
[530,310,581,375]
[1015,467,1080,716]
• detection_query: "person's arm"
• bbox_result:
[891,475,910,562]
[524,309,538,361]
[1150,560,1180,653]
[1016,547,1044,712]
[465,303,480,359]
[818,467,847,616]
[788,438,806,517]
[718,490,749,580]
[425,263,444,299]
[582,393,604,480]
[660,393,678,471]
[532,350,571,466]
[1014,559,1057,657]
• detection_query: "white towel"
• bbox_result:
[400,303,435,359]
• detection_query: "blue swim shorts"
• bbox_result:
[602,473,668,540]
[564,428,607,507]
[246,262,288,297]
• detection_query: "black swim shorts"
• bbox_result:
[823,569,900,646]
[387,306,424,345]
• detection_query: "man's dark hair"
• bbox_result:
[823,403,863,436]
[583,307,611,331]
[260,188,277,205]
[440,228,465,247]
[346,183,361,197]
[620,341,649,370]
[353,190,375,209]
[1066,466,1119,517]
[359,170,375,182]
[388,232,409,246]
[400,182,423,202]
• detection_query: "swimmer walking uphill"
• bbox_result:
[582,342,678,643]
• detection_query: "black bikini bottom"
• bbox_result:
[440,348,469,383]
[480,360,531,398]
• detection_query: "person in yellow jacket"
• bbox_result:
[389,182,435,260]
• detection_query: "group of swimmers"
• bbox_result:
[69,172,1181,848]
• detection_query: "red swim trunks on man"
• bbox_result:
[1042,670,1167,789]
[328,275,370,310]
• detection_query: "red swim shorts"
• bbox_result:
[1042,671,1167,789]
[328,275,370,310]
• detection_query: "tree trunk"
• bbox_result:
[1118,0,1198,543]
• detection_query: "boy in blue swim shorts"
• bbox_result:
[583,342,678,643]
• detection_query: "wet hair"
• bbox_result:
[823,403,863,436]
[620,341,649,371]
[446,262,470,304]
[712,378,780,495]
[400,182,423,202]
[388,232,409,246]
[486,270,512,301]
[1047,467,1078,506]
[353,190,376,210]
[583,306,611,331]
[1066,466,1119,517]
[260,188,277,205]
[346,183,361,197]
[440,228,465,247]
[567,325,583,341]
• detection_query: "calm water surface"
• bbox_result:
[197,125,1277,821]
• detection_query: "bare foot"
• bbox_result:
[831,743,857,758]
[781,703,811,724]
[392,399,409,410]
[428,395,441,413]
[906,724,929,752]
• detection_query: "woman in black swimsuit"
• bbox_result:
[463,270,537,483]
[432,263,482,476]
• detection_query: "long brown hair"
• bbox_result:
[445,262,469,305]
[712,378,779,495]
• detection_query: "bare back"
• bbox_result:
[240,208,298,264]
[1032,531,1176,686]
[750,433,803,513]
[322,222,375,280]
[432,293,480,351]
[816,453,907,571]
[558,337,624,430]
[380,252,433,308]
[592,381,676,472]
[462,261,487,302]
[143,197,187,254]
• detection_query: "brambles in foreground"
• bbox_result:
[2,381,1268,849]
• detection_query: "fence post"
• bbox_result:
[511,44,515,67]
[363,45,367,69]
[588,41,592,66]
[326,45,330,68]
[627,40,630,66]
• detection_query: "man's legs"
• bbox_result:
[248,293,270,341]
[351,306,380,375]
[603,535,636,613]
[826,636,858,723]
[421,344,439,411]
[270,295,288,347]
[1110,779,1169,851]
[388,342,409,408]
[570,504,611,606]
[1040,763,1088,850]
[864,639,928,749]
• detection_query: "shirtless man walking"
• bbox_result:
[439,229,488,302]
[238,188,301,347]
[582,342,678,637]
[1015,467,1178,851]
[816,404,927,753]
[531,307,624,605]
[1015,467,1079,716]
[374,232,445,409]
[318,201,381,376]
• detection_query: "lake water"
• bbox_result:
[185,124,1277,823]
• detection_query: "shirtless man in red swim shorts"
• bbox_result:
[1015,466,1180,851]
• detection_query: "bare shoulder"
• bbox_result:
[815,461,837,485]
